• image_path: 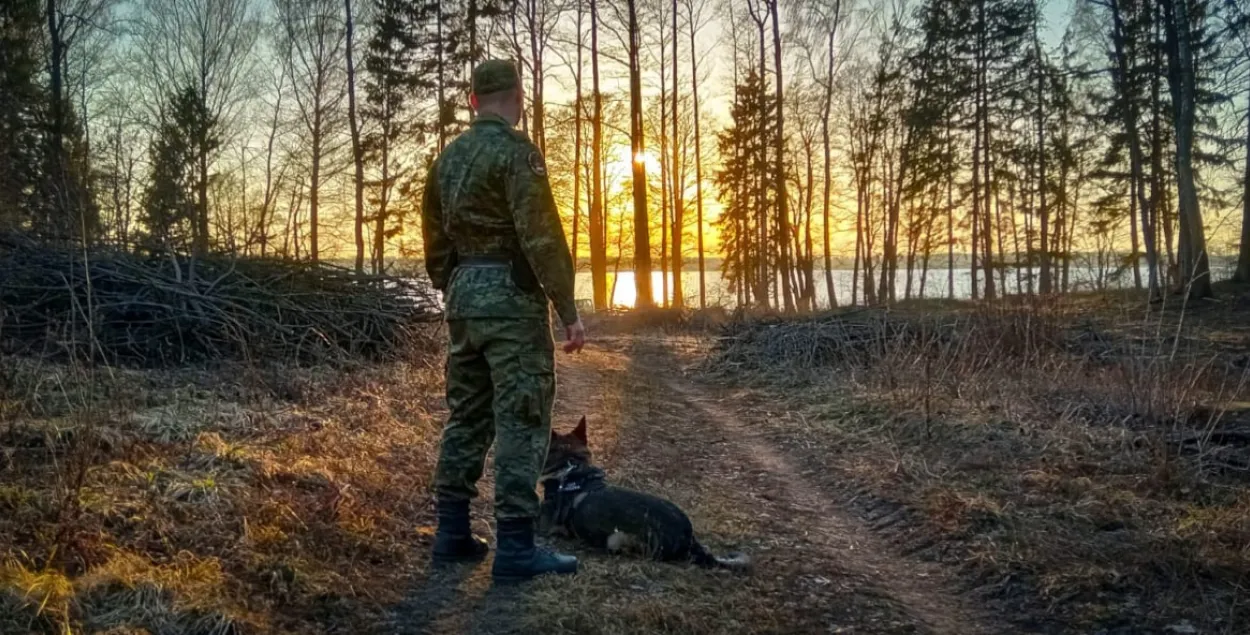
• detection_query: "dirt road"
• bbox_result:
[384,336,1030,635]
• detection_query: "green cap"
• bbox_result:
[472,59,520,96]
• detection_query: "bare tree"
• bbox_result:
[682,0,711,309]
[766,0,795,312]
[276,0,348,263]
[345,0,364,272]
[808,0,847,308]
[627,0,654,308]
[253,61,291,257]
[132,0,259,255]
[590,0,609,310]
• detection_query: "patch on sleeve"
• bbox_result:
[528,150,547,177]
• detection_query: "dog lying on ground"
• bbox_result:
[538,417,750,571]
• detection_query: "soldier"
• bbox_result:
[420,59,585,583]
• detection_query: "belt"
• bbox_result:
[457,254,510,267]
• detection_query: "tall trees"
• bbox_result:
[277,0,347,264]
[8,0,1248,304]
[767,0,795,313]
[806,0,846,308]
[627,0,654,308]
[589,0,609,309]
[1160,0,1212,298]
[716,71,776,307]
[0,0,50,231]
[345,0,365,272]
[670,0,684,308]
[515,0,569,155]
[683,0,710,308]
[1097,0,1159,296]
[42,0,112,239]
[363,0,420,274]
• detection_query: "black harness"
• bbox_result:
[542,462,608,530]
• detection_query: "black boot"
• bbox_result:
[491,517,578,583]
[431,498,489,565]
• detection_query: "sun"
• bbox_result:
[611,146,662,176]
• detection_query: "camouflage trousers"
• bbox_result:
[434,317,555,520]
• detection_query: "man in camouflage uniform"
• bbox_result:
[421,59,585,583]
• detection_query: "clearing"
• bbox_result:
[3,290,1248,634]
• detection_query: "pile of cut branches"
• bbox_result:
[0,232,441,366]
[711,309,924,372]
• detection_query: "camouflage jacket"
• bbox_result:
[420,113,579,327]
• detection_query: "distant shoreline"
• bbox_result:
[333,254,1239,275]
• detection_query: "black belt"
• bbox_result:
[457,254,510,267]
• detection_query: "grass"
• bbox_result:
[3,284,1247,633]
[697,283,1250,633]
[0,330,451,634]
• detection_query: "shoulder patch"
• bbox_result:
[528,150,547,177]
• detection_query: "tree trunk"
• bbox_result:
[346,0,365,273]
[671,0,683,309]
[46,0,70,236]
[309,136,320,263]
[1109,0,1159,297]
[822,28,838,308]
[627,0,653,309]
[572,2,584,278]
[768,0,794,312]
[1151,5,1171,289]
[1034,27,1051,294]
[946,123,955,300]
[529,0,545,154]
[590,0,608,310]
[1161,0,1212,299]
[853,185,863,305]
[689,6,707,309]
[437,12,447,150]
[375,123,389,273]
[803,137,816,310]
[971,72,982,301]
[1238,93,1250,282]
[660,31,670,308]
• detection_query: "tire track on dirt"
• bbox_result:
[626,338,1017,635]
[385,337,1017,634]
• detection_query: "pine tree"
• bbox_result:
[715,71,777,306]
[0,0,48,230]
[142,85,220,252]
[363,0,422,274]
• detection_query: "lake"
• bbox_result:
[576,261,1237,309]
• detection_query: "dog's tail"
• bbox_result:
[690,538,751,571]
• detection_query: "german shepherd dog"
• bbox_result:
[538,417,750,571]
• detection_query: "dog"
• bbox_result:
[538,416,750,571]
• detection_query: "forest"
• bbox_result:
[3,0,1249,312]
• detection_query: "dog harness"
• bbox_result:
[543,462,607,531]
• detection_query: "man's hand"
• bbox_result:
[563,319,586,354]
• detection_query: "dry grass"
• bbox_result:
[0,326,451,634]
[701,285,1250,632]
[494,346,918,635]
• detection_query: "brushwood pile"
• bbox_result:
[0,232,440,367]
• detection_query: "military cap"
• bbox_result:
[472,59,520,96]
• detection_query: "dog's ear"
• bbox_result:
[572,416,587,443]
